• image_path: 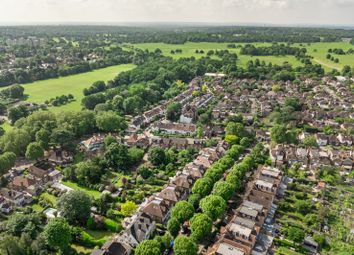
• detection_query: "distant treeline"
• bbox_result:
[1,25,354,44]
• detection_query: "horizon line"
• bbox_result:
[0,21,353,29]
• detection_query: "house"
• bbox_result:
[193,155,213,170]
[296,148,309,167]
[45,149,73,165]
[29,165,49,183]
[11,175,36,190]
[152,121,196,136]
[143,106,164,123]
[183,162,205,179]
[157,186,187,206]
[141,197,170,224]
[130,115,146,129]
[337,134,353,146]
[91,240,132,255]
[315,133,329,146]
[256,130,270,142]
[81,134,106,152]
[210,238,250,255]
[179,110,195,124]
[118,213,155,248]
[270,145,285,166]
[303,236,318,254]
[48,170,62,182]
[170,173,194,194]
[11,176,42,196]
[125,133,150,148]
[0,188,25,206]
[0,196,12,214]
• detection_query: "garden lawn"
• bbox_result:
[1,64,135,113]
[71,244,93,255]
[275,247,306,255]
[85,229,114,240]
[61,181,101,199]
[40,192,57,206]
[31,203,44,213]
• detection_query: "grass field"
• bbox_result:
[130,41,354,71]
[1,64,135,113]
[295,42,354,71]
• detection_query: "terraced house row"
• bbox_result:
[207,165,286,255]
[91,141,228,255]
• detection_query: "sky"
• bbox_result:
[0,0,354,26]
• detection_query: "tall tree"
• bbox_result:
[57,190,92,225]
[173,236,197,255]
[25,142,44,161]
[43,218,72,252]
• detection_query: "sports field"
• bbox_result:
[2,64,135,113]
[130,42,354,71]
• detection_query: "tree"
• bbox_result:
[188,193,201,209]
[35,128,51,149]
[81,93,106,110]
[57,190,92,225]
[192,177,213,198]
[224,134,239,145]
[294,200,312,214]
[148,147,167,166]
[167,217,180,237]
[170,201,194,224]
[240,137,251,147]
[25,142,44,161]
[1,85,25,99]
[155,233,172,253]
[302,136,318,147]
[212,181,234,201]
[0,128,31,155]
[0,235,24,255]
[104,135,117,147]
[287,227,305,244]
[96,111,127,132]
[0,103,6,115]
[190,213,213,242]
[173,236,197,255]
[225,122,247,138]
[121,201,137,216]
[50,127,75,151]
[76,160,102,185]
[8,105,29,124]
[6,213,42,238]
[103,142,130,170]
[199,195,227,221]
[166,102,182,122]
[128,147,144,165]
[135,239,161,255]
[0,152,16,175]
[270,124,295,144]
[43,218,72,252]
[138,165,152,179]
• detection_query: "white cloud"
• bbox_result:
[0,0,353,25]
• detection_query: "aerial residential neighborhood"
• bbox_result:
[0,1,353,255]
